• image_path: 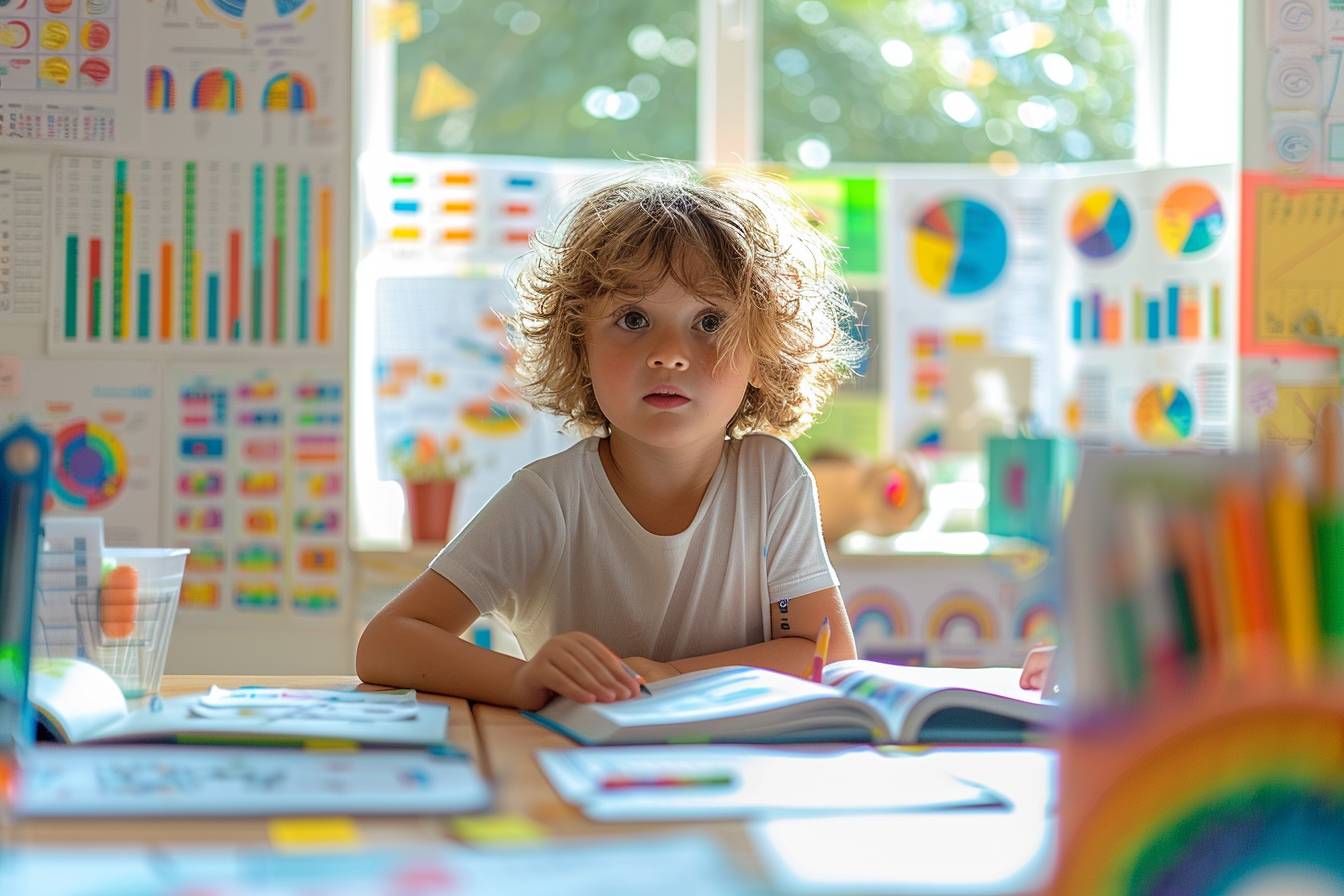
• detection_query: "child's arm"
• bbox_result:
[628,587,857,680]
[356,570,643,710]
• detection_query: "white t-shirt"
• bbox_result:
[429,433,838,662]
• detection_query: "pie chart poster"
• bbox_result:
[0,359,162,546]
[885,176,1056,450]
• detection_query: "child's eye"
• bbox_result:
[698,312,724,334]
[618,310,649,330]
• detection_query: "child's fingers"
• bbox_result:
[571,633,642,695]
[551,648,624,701]
[537,661,598,703]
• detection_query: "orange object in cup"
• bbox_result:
[100,564,139,638]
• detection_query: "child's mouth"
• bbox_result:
[643,392,690,409]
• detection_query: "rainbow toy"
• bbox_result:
[146,65,174,110]
[191,68,241,112]
[1052,687,1344,894]
[262,71,315,112]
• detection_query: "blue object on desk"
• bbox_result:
[0,422,52,751]
[986,436,1074,545]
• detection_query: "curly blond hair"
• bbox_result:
[509,162,864,439]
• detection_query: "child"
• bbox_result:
[357,163,863,711]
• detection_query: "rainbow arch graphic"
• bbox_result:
[146,65,174,110]
[845,589,910,643]
[192,68,241,112]
[926,592,997,643]
[1012,595,1060,645]
[262,71,315,112]
[1054,702,1344,894]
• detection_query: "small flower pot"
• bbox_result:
[404,479,457,544]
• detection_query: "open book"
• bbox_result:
[528,660,1056,746]
[28,658,450,748]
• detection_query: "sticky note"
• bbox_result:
[451,814,547,844]
[268,817,360,850]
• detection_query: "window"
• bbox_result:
[761,0,1139,166]
[393,0,699,160]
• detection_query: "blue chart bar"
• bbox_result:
[137,272,150,340]
[1166,284,1179,338]
[1071,298,1083,342]
[1146,299,1160,342]
[207,274,220,342]
[1090,292,1101,342]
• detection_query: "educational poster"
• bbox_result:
[1054,165,1238,450]
[369,274,572,532]
[49,153,345,355]
[0,358,161,547]
[885,172,1055,451]
[0,151,46,321]
[0,0,125,144]
[784,175,881,278]
[140,0,348,154]
[1247,0,1344,173]
[165,364,348,622]
[1239,171,1344,357]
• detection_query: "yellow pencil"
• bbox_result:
[809,616,831,682]
[1266,450,1319,682]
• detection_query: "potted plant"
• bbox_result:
[390,432,473,543]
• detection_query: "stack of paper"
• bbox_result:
[33,517,104,660]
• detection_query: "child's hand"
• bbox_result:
[622,656,680,684]
[508,631,644,711]
[1019,644,1057,690]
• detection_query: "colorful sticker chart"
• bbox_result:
[0,0,117,92]
[0,359,161,547]
[167,365,347,619]
[1240,171,1344,358]
[360,154,560,265]
[50,155,342,354]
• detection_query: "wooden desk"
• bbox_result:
[471,703,765,877]
[13,675,476,847]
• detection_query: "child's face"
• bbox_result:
[583,277,753,452]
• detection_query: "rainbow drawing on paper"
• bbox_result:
[192,69,241,112]
[845,589,910,644]
[1012,595,1060,645]
[262,72,315,112]
[146,66,174,110]
[926,592,997,643]
[50,420,126,510]
[1054,704,1344,894]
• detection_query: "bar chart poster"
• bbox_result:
[1053,164,1237,451]
[49,154,345,355]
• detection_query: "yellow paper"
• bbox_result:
[1258,383,1341,451]
[451,814,547,844]
[412,63,477,121]
[268,817,360,850]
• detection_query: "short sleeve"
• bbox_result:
[765,469,839,602]
[428,469,565,623]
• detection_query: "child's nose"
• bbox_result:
[647,332,690,370]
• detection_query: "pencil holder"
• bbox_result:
[73,547,189,699]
